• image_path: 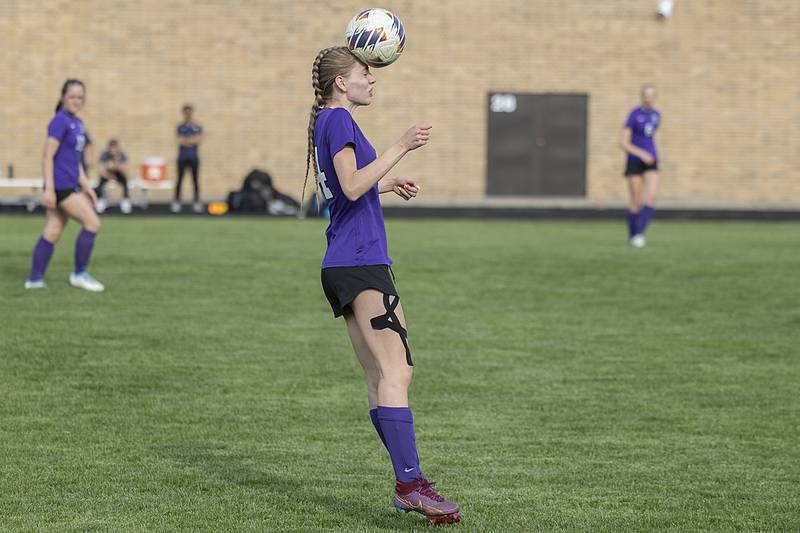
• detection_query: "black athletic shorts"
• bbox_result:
[321,264,398,318]
[54,186,82,204]
[624,158,658,176]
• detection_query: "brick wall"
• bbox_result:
[0,0,797,204]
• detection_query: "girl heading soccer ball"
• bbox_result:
[302,46,461,525]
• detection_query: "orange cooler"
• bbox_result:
[141,157,166,182]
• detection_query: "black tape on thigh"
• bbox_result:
[370,293,413,366]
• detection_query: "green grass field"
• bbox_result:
[1,214,798,532]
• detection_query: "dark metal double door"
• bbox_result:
[487,93,587,197]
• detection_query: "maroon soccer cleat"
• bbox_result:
[393,478,461,525]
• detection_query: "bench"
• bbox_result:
[0,178,44,211]
[0,177,174,211]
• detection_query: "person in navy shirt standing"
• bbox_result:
[25,79,104,292]
[619,84,661,248]
[303,46,460,524]
[172,103,203,213]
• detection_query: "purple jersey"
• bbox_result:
[314,108,391,268]
[624,107,660,162]
[47,110,87,189]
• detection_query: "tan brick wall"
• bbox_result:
[0,0,798,204]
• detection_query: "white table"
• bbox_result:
[127,179,174,209]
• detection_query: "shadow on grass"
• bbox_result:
[156,443,418,530]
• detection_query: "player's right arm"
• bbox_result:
[619,127,654,165]
[334,124,431,201]
[83,142,95,176]
[41,137,59,209]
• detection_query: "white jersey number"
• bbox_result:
[315,146,334,200]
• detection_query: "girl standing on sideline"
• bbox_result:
[619,84,661,248]
[304,47,461,525]
[25,79,104,292]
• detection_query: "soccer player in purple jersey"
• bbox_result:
[24,79,104,292]
[302,47,460,525]
[619,84,661,248]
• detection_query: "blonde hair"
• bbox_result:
[301,46,360,208]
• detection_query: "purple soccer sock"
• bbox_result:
[369,408,388,450]
[74,229,96,274]
[626,211,639,238]
[29,236,55,281]
[637,205,655,235]
[377,406,423,482]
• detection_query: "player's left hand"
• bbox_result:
[392,178,420,201]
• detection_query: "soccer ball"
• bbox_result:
[345,8,406,68]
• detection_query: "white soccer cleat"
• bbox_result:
[24,279,48,289]
[170,201,181,213]
[629,234,646,248]
[192,202,204,214]
[120,198,132,214]
[69,272,105,292]
[95,198,107,214]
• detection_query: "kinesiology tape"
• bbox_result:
[370,294,413,366]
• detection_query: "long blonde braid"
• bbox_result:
[301,46,358,211]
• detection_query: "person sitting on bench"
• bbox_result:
[95,139,131,214]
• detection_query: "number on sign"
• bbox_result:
[490,94,517,113]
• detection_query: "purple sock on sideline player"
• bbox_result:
[369,408,388,450]
[637,205,655,235]
[377,406,422,482]
[74,229,96,274]
[29,236,55,281]
[626,211,638,238]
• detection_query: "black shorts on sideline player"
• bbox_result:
[624,158,659,176]
[321,264,398,318]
